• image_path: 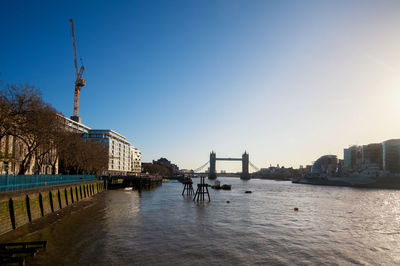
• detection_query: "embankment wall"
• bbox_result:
[0,181,106,236]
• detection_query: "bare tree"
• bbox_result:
[33,106,62,174]
[82,140,108,175]
[48,116,70,175]
[1,84,45,173]
[0,89,12,141]
[0,84,59,175]
[58,134,108,175]
[2,83,108,176]
[0,89,13,162]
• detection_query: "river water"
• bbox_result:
[8,177,400,265]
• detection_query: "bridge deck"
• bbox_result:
[215,158,242,161]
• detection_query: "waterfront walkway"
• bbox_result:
[0,175,97,192]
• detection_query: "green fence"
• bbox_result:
[0,175,97,192]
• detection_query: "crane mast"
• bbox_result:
[69,18,85,123]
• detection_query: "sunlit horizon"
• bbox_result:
[1,0,400,171]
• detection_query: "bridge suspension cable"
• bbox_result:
[193,161,209,173]
[249,161,259,172]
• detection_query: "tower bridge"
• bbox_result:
[192,151,259,180]
[209,151,249,180]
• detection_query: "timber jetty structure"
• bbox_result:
[107,175,162,190]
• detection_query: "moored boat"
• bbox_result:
[292,172,400,189]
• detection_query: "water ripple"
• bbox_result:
[18,177,400,265]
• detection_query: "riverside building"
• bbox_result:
[130,146,142,175]
[82,129,141,176]
[0,114,87,175]
[362,143,383,169]
[382,139,400,174]
[0,116,79,175]
[343,145,363,170]
[59,115,142,176]
[0,135,50,175]
[0,111,141,176]
[0,136,59,176]
[342,139,400,174]
[0,115,82,175]
[311,155,338,175]
[58,114,90,134]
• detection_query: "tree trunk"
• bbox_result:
[18,153,32,175]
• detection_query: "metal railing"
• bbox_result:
[0,175,97,192]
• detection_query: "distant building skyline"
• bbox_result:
[1,0,400,171]
[341,139,400,174]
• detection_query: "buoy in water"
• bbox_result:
[294,207,299,211]
[245,190,252,193]
[226,200,230,203]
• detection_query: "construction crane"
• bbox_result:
[69,18,85,123]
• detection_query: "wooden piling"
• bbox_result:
[193,177,210,202]
[64,188,69,206]
[25,195,32,222]
[9,198,16,230]
[38,193,44,217]
[182,180,194,196]
[49,191,54,213]
[75,187,79,201]
[70,188,74,203]
[57,189,62,209]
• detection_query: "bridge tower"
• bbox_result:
[241,151,250,180]
[209,151,217,180]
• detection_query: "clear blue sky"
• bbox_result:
[1,0,400,172]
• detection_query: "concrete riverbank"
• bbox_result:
[0,180,106,236]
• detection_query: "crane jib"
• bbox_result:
[69,19,85,118]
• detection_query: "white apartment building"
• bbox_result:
[0,113,141,176]
[130,146,142,175]
[58,114,90,134]
[26,115,143,176]
[82,129,141,176]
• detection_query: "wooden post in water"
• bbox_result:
[182,178,194,196]
[193,176,210,202]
